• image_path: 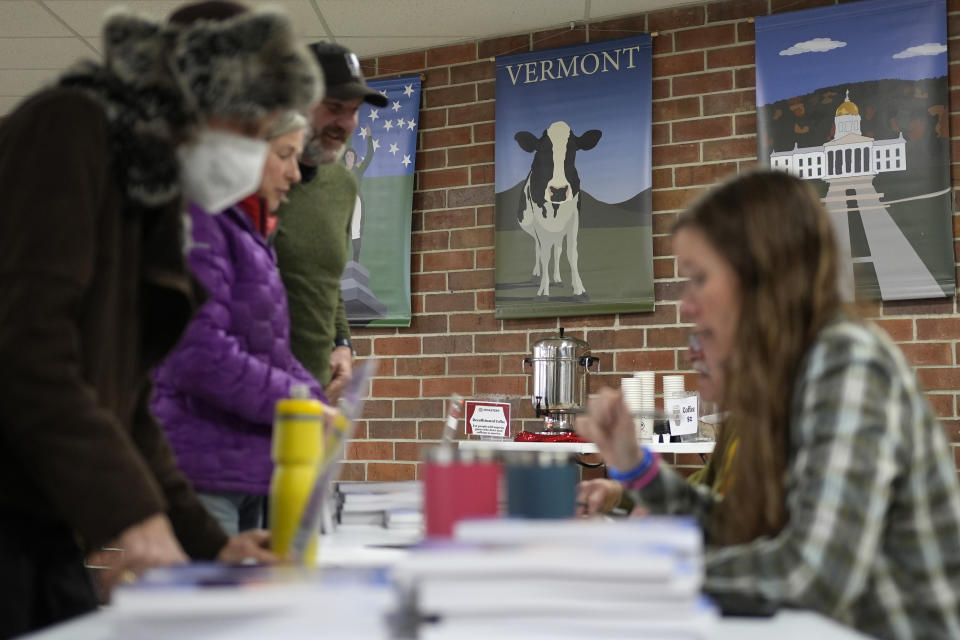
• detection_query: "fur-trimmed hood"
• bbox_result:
[54,8,322,211]
[103,8,322,126]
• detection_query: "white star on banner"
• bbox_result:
[349,78,420,175]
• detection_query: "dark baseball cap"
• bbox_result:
[308,42,387,107]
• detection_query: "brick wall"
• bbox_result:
[340,0,960,482]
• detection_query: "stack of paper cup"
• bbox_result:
[620,377,645,441]
[662,375,686,441]
[623,371,655,443]
[662,375,685,396]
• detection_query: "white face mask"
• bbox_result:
[177,129,269,213]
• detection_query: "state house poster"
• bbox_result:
[494,36,654,319]
[756,0,954,300]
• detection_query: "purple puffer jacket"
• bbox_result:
[152,203,325,495]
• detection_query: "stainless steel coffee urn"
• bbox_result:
[522,328,598,432]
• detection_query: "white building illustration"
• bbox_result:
[767,89,945,301]
[769,90,906,179]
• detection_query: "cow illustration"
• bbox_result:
[515,121,602,298]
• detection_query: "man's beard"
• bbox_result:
[301,125,347,165]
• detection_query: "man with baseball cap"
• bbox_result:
[273,42,388,402]
[311,42,388,107]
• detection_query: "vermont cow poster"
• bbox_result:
[494,36,653,319]
[756,0,954,300]
[342,75,420,327]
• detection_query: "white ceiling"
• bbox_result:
[0,0,701,115]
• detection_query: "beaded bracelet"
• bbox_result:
[607,447,654,483]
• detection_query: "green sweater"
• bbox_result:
[273,162,356,386]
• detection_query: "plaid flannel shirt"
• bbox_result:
[628,319,960,639]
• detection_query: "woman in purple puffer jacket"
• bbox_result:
[152,111,325,535]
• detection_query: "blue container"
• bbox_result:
[505,456,577,519]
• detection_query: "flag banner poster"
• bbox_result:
[342,75,420,327]
[756,0,954,301]
[494,36,653,319]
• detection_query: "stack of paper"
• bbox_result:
[393,517,716,639]
[336,480,424,532]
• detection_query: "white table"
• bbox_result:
[457,439,715,455]
[319,527,419,567]
[715,610,871,638]
[23,598,869,640]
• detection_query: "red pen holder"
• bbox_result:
[424,454,501,538]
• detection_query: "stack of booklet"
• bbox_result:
[393,517,717,639]
[110,564,395,639]
[336,480,424,532]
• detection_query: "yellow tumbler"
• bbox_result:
[269,385,324,565]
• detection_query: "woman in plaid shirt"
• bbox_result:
[579,170,960,639]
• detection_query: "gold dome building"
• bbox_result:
[770,89,906,179]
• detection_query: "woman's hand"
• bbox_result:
[575,387,642,472]
[217,529,278,564]
[576,479,624,516]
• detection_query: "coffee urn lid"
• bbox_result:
[530,327,591,360]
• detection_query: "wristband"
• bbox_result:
[333,337,353,354]
[607,447,654,482]
[623,453,660,491]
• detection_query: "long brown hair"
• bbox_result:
[673,170,845,544]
